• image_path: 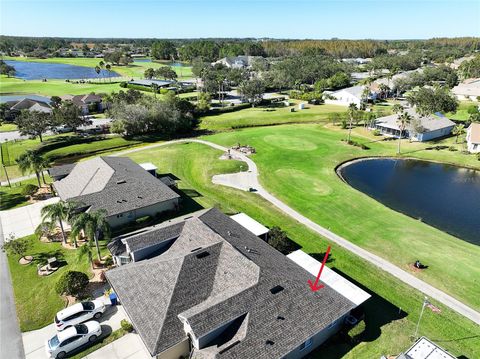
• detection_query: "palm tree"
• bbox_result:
[105,64,112,82]
[16,150,46,188]
[452,124,465,143]
[77,242,94,269]
[94,66,101,81]
[396,111,413,154]
[41,201,77,244]
[35,221,55,240]
[347,103,358,142]
[392,103,404,115]
[70,210,110,260]
[151,83,159,98]
[99,61,105,82]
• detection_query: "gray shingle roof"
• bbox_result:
[374,108,455,133]
[106,208,356,358]
[47,163,76,179]
[52,157,179,217]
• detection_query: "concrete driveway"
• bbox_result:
[83,333,150,359]
[23,302,128,359]
[0,197,59,239]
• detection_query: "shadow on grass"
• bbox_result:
[310,252,335,264]
[32,249,65,266]
[307,268,408,359]
[0,191,27,210]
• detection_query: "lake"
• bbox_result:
[5,60,120,80]
[339,158,480,245]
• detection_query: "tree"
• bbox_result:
[151,40,177,60]
[53,101,87,130]
[155,67,177,81]
[55,271,89,297]
[1,236,31,261]
[16,110,53,142]
[237,79,265,106]
[16,150,47,187]
[396,111,412,154]
[105,63,112,82]
[77,242,94,269]
[50,96,62,108]
[406,87,458,116]
[392,103,404,115]
[0,60,15,77]
[41,201,78,245]
[70,210,110,261]
[268,227,297,254]
[452,124,465,143]
[347,103,358,142]
[196,92,211,112]
[94,65,101,81]
[144,68,155,79]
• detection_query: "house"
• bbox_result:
[451,78,480,101]
[49,157,180,228]
[324,85,372,107]
[448,55,475,70]
[394,336,456,359]
[231,212,269,241]
[128,79,173,89]
[466,123,480,153]
[106,208,370,359]
[372,109,455,141]
[8,98,52,114]
[60,94,103,114]
[212,56,265,69]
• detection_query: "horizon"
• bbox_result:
[1,0,479,39]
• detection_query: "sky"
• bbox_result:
[1,0,479,39]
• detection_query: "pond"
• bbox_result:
[339,158,480,245]
[5,60,120,80]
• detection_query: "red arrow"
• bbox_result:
[308,245,331,292]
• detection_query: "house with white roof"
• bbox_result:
[395,336,456,359]
[452,78,480,101]
[324,85,372,107]
[466,122,480,153]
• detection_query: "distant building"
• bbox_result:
[372,109,455,142]
[49,157,180,228]
[466,122,480,153]
[448,55,475,70]
[212,56,265,69]
[452,78,480,101]
[61,94,103,114]
[106,208,370,359]
[324,85,373,107]
[128,79,173,89]
[394,336,456,359]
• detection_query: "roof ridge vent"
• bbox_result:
[116,179,127,184]
[270,285,284,295]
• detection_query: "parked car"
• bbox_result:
[45,321,101,359]
[54,300,106,331]
[53,125,73,134]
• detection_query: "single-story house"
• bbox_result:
[451,78,480,101]
[324,85,374,107]
[372,109,455,142]
[394,336,456,359]
[61,94,103,114]
[466,122,480,153]
[212,56,265,69]
[106,208,370,359]
[128,79,173,89]
[49,157,180,228]
[8,98,52,114]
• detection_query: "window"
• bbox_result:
[299,338,312,351]
[60,336,80,347]
[119,256,130,265]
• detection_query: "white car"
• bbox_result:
[54,300,106,331]
[45,321,101,359]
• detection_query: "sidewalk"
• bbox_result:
[83,333,150,359]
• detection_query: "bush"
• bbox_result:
[55,271,89,297]
[289,90,324,102]
[119,82,128,88]
[103,255,114,267]
[203,103,251,116]
[21,184,39,196]
[120,319,133,332]
[135,215,151,225]
[372,129,381,136]
[268,227,298,254]
[448,146,457,151]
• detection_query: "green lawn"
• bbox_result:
[7,235,109,331]
[0,178,43,210]
[0,123,18,132]
[203,125,480,312]
[446,100,479,121]
[199,102,348,131]
[124,142,479,358]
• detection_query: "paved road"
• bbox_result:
[0,218,25,359]
[117,139,480,325]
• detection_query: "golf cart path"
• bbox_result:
[117,139,480,325]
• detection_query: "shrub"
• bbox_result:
[373,129,381,136]
[103,255,114,267]
[135,215,151,225]
[268,227,298,254]
[1,236,31,260]
[448,146,457,151]
[21,184,39,196]
[477,153,480,161]
[55,271,89,297]
[341,119,347,129]
[119,82,128,88]
[120,319,133,332]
